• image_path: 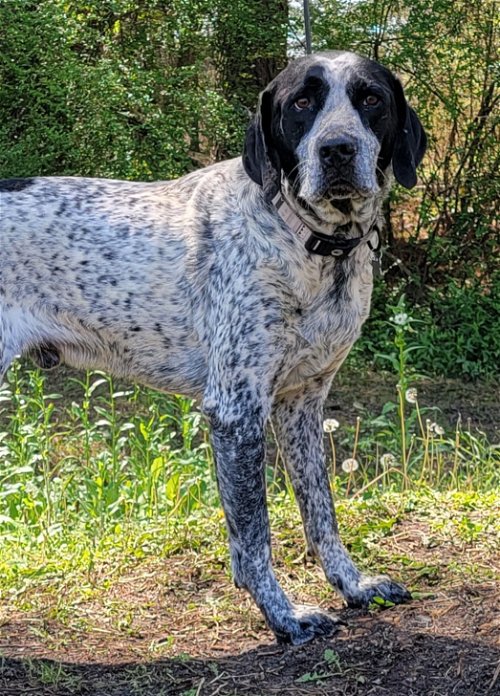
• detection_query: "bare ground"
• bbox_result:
[1,512,498,696]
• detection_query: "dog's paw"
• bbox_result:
[346,574,412,609]
[274,605,343,646]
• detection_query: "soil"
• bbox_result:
[0,537,499,696]
[1,588,498,695]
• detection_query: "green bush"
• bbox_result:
[0,1,247,180]
[354,278,500,380]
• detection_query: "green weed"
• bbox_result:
[322,297,499,496]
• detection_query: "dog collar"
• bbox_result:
[272,191,380,260]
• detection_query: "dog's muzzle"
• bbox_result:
[318,136,373,199]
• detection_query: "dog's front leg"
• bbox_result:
[204,387,339,645]
[273,383,411,609]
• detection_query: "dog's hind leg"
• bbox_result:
[0,305,57,381]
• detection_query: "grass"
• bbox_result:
[0,483,497,666]
[1,360,498,538]
[0,354,498,575]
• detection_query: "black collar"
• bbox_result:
[272,191,380,260]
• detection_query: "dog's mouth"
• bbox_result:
[326,180,359,200]
[321,178,373,201]
[316,178,373,202]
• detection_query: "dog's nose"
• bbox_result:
[319,137,357,167]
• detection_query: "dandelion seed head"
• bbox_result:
[323,418,339,433]
[405,388,418,404]
[430,422,445,436]
[341,458,359,473]
[380,453,397,469]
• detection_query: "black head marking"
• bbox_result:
[243,85,281,201]
[344,56,426,189]
[243,57,329,201]
[390,77,427,188]
[0,178,35,192]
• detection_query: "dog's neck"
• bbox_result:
[274,178,383,260]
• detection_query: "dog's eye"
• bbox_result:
[294,97,312,110]
[363,94,380,107]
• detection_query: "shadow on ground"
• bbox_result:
[1,602,499,696]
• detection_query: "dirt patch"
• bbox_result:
[1,543,498,696]
[0,586,498,695]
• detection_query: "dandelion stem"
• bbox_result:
[452,416,461,488]
[397,384,408,489]
[352,468,412,498]
[346,417,361,496]
[352,416,361,461]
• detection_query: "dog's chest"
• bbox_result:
[278,261,373,391]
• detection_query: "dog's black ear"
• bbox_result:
[243,87,281,201]
[392,79,427,189]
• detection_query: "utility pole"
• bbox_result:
[303,0,312,54]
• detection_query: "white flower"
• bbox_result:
[341,458,359,473]
[429,422,445,436]
[393,312,409,326]
[405,388,418,404]
[380,453,397,469]
[323,418,340,433]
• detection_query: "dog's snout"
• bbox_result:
[319,137,357,167]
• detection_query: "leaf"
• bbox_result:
[370,596,395,608]
[88,378,107,395]
[297,671,323,683]
[150,457,164,487]
[139,422,150,441]
[165,473,180,502]
[323,648,340,666]
[411,591,436,600]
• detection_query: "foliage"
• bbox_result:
[0,352,498,543]
[0,1,285,179]
[0,366,216,534]
[354,274,500,379]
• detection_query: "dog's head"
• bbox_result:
[243,51,426,219]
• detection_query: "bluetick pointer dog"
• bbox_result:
[0,52,426,645]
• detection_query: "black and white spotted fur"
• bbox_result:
[0,52,426,645]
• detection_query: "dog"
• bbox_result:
[0,51,426,645]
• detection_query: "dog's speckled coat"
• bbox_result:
[0,51,426,644]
